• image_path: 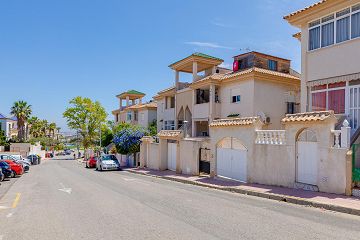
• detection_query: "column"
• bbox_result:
[192,61,198,82]
[175,70,179,90]
[212,66,216,74]
[345,81,350,116]
[126,96,130,107]
[209,84,215,122]
[119,98,122,109]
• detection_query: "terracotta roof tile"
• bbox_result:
[282,111,334,123]
[284,0,328,20]
[210,117,261,127]
[157,130,183,138]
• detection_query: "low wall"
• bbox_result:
[251,144,295,188]
[148,143,160,170]
[0,146,4,152]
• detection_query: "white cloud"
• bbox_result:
[184,41,234,50]
[219,63,232,69]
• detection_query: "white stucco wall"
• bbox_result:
[209,119,349,195]
[219,80,255,118]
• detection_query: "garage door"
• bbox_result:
[167,142,177,171]
[216,137,247,182]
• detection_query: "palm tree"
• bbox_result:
[10,101,32,141]
[41,120,49,137]
[48,122,57,139]
[28,116,42,138]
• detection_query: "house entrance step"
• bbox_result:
[294,182,319,192]
[352,188,360,198]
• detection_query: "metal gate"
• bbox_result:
[199,148,210,174]
[352,144,360,182]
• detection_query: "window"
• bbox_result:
[308,4,360,50]
[352,10,360,38]
[232,95,241,103]
[321,15,334,47]
[165,121,175,130]
[312,92,326,111]
[268,60,278,71]
[286,102,295,114]
[336,9,350,43]
[170,97,175,108]
[196,89,210,104]
[311,82,346,114]
[309,24,321,50]
[126,112,132,121]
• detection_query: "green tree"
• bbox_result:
[148,120,157,136]
[0,130,9,147]
[63,96,107,151]
[10,100,32,141]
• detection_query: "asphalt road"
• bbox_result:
[0,157,359,240]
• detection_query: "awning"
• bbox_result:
[307,72,360,87]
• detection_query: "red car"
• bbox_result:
[0,160,24,177]
[85,156,97,168]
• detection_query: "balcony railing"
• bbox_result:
[255,130,286,145]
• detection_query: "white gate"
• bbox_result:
[167,142,177,171]
[216,137,247,182]
[349,86,360,133]
[296,129,318,185]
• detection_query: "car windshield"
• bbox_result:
[102,155,117,161]
[0,161,9,167]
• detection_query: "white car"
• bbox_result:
[11,154,31,165]
[96,155,121,171]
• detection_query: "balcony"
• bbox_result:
[193,103,209,119]
[164,108,175,121]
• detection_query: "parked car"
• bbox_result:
[45,153,54,158]
[85,156,97,168]
[96,154,121,171]
[27,155,41,165]
[0,161,15,178]
[0,159,24,177]
[0,169,4,182]
[10,154,31,165]
[8,154,31,172]
[0,154,30,172]
[64,150,72,155]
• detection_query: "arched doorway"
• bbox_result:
[216,137,247,182]
[296,129,318,185]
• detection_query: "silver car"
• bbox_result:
[96,154,121,171]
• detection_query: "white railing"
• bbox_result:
[255,130,286,145]
[331,120,351,149]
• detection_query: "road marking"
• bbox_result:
[58,183,72,194]
[12,193,21,208]
[122,178,136,181]
[0,206,9,210]
[0,234,4,240]
[6,212,13,218]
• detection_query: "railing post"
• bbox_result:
[341,119,351,149]
[334,131,340,148]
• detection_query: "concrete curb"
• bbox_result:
[125,169,360,216]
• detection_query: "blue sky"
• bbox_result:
[0,0,315,132]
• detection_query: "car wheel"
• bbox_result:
[11,171,16,178]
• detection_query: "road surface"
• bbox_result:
[0,156,359,240]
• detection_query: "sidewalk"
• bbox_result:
[124,168,360,216]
